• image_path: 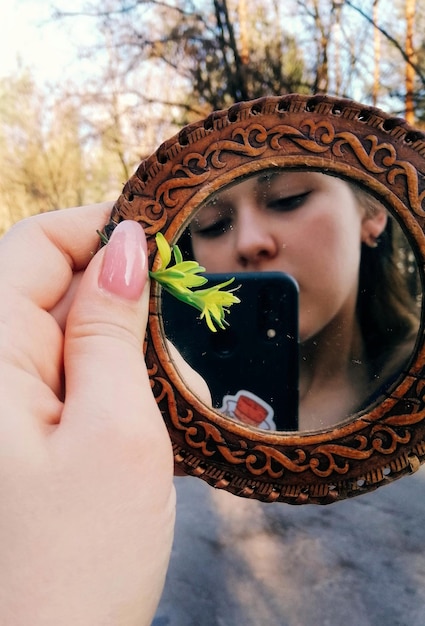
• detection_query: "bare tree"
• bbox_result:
[405,0,416,123]
[54,0,309,120]
[346,0,425,118]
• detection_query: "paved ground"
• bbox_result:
[153,466,425,626]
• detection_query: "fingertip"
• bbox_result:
[99,221,148,301]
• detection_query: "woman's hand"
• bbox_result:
[0,203,175,626]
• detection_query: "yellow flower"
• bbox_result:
[184,279,241,332]
[150,233,240,332]
[151,233,207,291]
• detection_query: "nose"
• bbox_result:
[235,212,279,268]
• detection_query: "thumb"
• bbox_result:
[52,220,174,625]
[61,220,169,452]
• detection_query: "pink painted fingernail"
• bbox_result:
[99,221,147,300]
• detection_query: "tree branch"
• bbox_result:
[345,0,425,86]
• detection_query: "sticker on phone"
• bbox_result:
[219,389,277,431]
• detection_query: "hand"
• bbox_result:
[0,204,175,625]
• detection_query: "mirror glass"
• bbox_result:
[162,169,421,434]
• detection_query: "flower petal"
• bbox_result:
[156,232,171,269]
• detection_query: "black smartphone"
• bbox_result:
[161,272,299,431]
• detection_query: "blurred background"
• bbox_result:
[0,0,424,235]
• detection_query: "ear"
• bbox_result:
[361,209,388,247]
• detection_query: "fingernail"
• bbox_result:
[99,221,147,300]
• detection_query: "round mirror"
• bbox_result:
[161,169,421,434]
[104,94,425,504]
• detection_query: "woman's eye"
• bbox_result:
[192,217,233,239]
[267,191,311,212]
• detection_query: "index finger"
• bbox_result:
[0,202,114,311]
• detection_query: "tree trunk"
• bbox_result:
[372,0,380,107]
[405,0,416,124]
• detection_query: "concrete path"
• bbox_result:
[153,466,425,626]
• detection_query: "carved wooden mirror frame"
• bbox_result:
[104,94,425,505]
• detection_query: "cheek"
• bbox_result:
[287,224,338,280]
[294,217,362,336]
[191,238,210,266]
[191,239,231,271]
[297,212,362,267]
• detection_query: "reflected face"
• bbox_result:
[190,172,386,342]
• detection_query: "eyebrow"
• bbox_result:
[202,171,291,210]
[256,172,286,186]
[203,188,237,210]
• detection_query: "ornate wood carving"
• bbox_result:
[105,94,425,504]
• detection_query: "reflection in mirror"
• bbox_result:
[161,170,421,434]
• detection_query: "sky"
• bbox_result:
[0,0,92,85]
